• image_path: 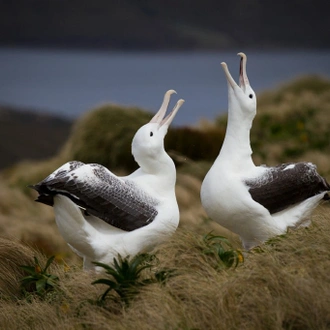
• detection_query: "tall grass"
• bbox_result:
[0,206,330,329]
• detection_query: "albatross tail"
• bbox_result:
[28,184,55,206]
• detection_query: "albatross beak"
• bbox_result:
[237,52,250,89]
[150,89,184,127]
[161,99,185,128]
[150,89,177,124]
[221,62,238,89]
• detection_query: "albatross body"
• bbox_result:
[201,53,330,249]
[31,90,184,270]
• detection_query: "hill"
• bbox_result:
[2,74,330,176]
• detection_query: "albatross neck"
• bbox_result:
[217,102,255,169]
[136,150,176,187]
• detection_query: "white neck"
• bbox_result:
[130,150,176,193]
[216,94,255,169]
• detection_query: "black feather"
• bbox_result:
[29,162,159,232]
[246,162,330,214]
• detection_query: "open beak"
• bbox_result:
[237,52,250,90]
[150,89,185,127]
[221,52,249,91]
[221,62,237,89]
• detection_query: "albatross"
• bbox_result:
[30,90,184,270]
[200,53,330,249]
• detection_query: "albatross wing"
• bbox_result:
[31,161,159,231]
[246,162,330,214]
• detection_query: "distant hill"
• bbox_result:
[1,74,330,174]
[0,0,329,50]
[0,106,72,169]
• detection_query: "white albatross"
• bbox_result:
[200,53,330,249]
[30,90,184,270]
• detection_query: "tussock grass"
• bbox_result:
[0,207,330,329]
[0,237,35,299]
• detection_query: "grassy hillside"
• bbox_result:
[0,75,330,329]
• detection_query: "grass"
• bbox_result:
[0,75,330,328]
[0,208,330,329]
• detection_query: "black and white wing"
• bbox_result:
[245,162,330,214]
[31,161,159,231]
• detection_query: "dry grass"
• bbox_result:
[0,207,330,329]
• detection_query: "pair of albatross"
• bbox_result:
[31,53,330,269]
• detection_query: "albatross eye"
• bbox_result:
[150,131,153,137]
[249,94,253,99]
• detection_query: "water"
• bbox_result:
[1,47,330,126]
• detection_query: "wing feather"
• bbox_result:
[245,162,330,214]
[32,162,159,231]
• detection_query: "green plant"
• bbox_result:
[20,256,59,297]
[202,233,244,269]
[92,253,174,306]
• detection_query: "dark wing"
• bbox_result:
[245,162,330,214]
[30,162,158,231]
[29,161,85,206]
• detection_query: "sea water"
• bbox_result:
[0,47,329,126]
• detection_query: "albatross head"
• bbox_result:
[221,52,256,120]
[132,90,184,170]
